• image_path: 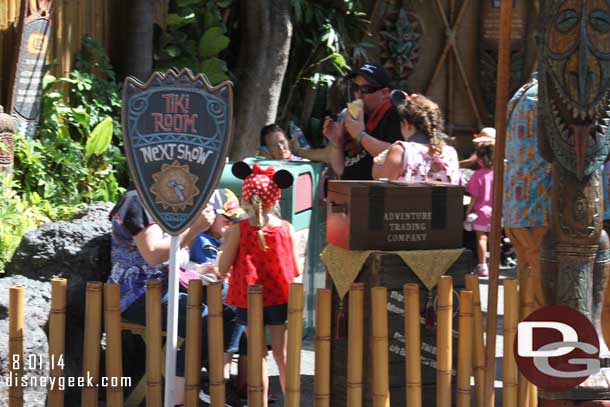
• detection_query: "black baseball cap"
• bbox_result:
[349,63,392,88]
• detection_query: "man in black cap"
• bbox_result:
[322,63,402,180]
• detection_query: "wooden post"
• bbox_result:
[519,271,538,407]
[285,283,304,407]
[437,276,453,407]
[9,286,24,407]
[347,283,364,407]
[184,280,203,407]
[314,288,331,407]
[48,278,67,407]
[503,279,519,407]
[371,287,389,407]
[247,285,264,407]
[485,0,513,405]
[206,282,225,407]
[104,282,124,406]
[146,280,163,407]
[456,290,473,407]
[465,274,485,407]
[404,284,422,407]
[81,282,102,407]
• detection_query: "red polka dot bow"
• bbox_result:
[242,164,281,206]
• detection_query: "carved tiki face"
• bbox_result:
[539,0,610,179]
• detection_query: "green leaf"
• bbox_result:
[43,74,57,89]
[167,13,191,28]
[85,117,113,158]
[199,27,230,58]
[204,6,223,28]
[216,0,232,8]
[165,45,183,58]
[199,58,229,84]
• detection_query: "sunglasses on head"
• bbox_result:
[352,83,383,94]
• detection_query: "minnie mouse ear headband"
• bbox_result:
[232,162,293,207]
[390,89,418,107]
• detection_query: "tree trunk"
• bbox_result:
[231,1,292,160]
[125,0,154,81]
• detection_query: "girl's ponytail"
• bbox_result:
[251,194,268,251]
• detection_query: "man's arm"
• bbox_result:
[344,111,392,156]
[360,133,392,157]
[133,205,215,266]
[291,142,333,164]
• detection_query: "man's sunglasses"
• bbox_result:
[352,84,383,94]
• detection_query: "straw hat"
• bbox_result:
[472,127,496,144]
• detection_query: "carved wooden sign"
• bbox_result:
[480,0,527,49]
[7,0,53,138]
[122,68,233,235]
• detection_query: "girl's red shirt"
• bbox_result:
[226,219,298,308]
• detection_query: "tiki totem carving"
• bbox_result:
[538,0,610,376]
[0,106,15,174]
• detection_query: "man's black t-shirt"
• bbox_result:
[341,106,402,180]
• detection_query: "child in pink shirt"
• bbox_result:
[466,143,494,276]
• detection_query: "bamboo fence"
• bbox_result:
[5,275,532,406]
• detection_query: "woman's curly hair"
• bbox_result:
[396,95,445,156]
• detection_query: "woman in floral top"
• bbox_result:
[108,189,215,406]
[372,93,460,184]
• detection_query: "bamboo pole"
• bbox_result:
[285,283,304,407]
[76,0,85,54]
[206,282,225,407]
[314,288,331,407]
[485,0,513,404]
[437,276,453,407]
[184,280,203,407]
[81,282,102,407]
[503,279,519,407]
[9,286,24,407]
[146,280,163,407]
[104,282,124,406]
[447,0,455,138]
[247,285,264,407]
[519,271,538,407]
[347,283,364,407]
[456,290,473,407]
[465,274,485,407]
[604,282,610,368]
[61,0,73,79]
[52,0,63,78]
[404,284,422,407]
[48,278,67,407]
[371,287,389,407]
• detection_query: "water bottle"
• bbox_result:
[288,121,311,149]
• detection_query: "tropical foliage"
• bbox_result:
[154,0,232,84]
[0,36,125,270]
[279,0,371,143]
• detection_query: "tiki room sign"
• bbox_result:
[122,69,233,235]
[7,0,53,138]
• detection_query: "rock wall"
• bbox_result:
[1,202,114,406]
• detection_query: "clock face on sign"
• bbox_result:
[151,160,200,211]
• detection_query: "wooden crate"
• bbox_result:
[327,180,464,251]
[329,249,473,406]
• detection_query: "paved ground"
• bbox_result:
[197,266,516,406]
